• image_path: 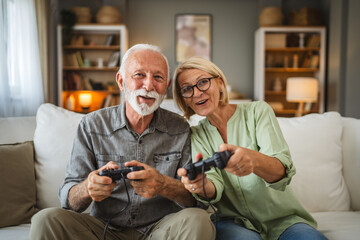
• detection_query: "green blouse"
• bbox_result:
[191,101,316,240]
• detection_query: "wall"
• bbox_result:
[344,0,360,118]
[126,0,258,98]
[54,0,360,117]
[327,0,360,118]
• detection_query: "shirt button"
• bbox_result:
[139,140,142,144]
[131,215,136,219]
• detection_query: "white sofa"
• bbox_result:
[0,103,359,240]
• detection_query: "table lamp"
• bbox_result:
[79,93,92,112]
[286,77,318,117]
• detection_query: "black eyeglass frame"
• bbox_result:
[180,76,218,98]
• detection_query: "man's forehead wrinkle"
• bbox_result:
[126,54,167,76]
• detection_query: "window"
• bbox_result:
[0,0,44,117]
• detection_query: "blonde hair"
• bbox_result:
[173,57,229,119]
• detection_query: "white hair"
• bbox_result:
[118,44,170,82]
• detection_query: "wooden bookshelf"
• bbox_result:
[254,26,326,117]
[57,24,128,112]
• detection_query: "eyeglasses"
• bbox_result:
[180,76,218,98]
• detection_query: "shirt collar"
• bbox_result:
[110,102,168,133]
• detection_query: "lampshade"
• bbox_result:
[79,93,92,108]
[286,77,318,102]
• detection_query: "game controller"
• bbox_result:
[99,166,145,181]
[184,151,232,180]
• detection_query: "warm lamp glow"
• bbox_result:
[286,77,318,117]
[79,93,92,110]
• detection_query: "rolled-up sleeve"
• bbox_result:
[254,101,295,190]
[58,119,96,209]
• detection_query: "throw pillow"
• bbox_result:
[277,112,350,212]
[34,103,84,209]
[0,141,39,227]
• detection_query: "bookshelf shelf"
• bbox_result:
[265,47,320,52]
[57,24,128,112]
[265,68,319,73]
[64,45,121,50]
[63,67,119,71]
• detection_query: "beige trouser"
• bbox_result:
[30,207,215,240]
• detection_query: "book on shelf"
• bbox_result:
[75,51,84,67]
[306,35,321,48]
[107,51,120,67]
[104,35,114,46]
[101,94,113,108]
[71,35,84,46]
[83,77,93,90]
[302,55,311,68]
[301,52,319,68]
[63,72,96,91]
[65,53,79,67]
[64,72,74,90]
[73,73,82,90]
[309,55,320,68]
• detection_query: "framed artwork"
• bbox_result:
[175,14,212,63]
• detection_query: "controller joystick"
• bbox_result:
[184,151,232,180]
[99,166,145,181]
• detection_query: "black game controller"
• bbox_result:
[184,151,232,180]
[99,166,145,181]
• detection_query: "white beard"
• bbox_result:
[124,86,165,116]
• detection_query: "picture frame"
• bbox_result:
[175,14,212,63]
[107,51,120,67]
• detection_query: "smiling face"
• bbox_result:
[177,68,224,117]
[116,49,169,116]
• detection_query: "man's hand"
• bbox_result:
[125,160,165,198]
[125,160,196,206]
[86,161,118,202]
[177,153,216,199]
[68,161,119,211]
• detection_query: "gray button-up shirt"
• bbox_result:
[59,103,191,233]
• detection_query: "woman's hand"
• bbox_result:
[177,153,216,199]
[219,144,256,177]
[219,144,285,182]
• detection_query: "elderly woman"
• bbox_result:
[173,57,327,240]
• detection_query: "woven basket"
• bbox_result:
[96,6,121,24]
[288,8,323,26]
[71,7,91,23]
[259,7,284,26]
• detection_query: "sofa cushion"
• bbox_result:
[0,223,31,240]
[277,112,350,212]
[0,116,36,144]
[342,117,360,211]
[312,211,360,240]
[34,104,84,209]
[0,141,39,227]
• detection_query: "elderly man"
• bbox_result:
[30,44,215,240]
